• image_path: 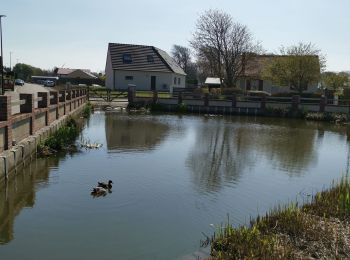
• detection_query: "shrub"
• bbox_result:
[82,102,92,118]
[176,102,187,113]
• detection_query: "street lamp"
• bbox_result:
[0,15,6,95]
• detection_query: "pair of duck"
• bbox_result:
[91,180,113,196]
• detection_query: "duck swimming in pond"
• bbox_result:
[91,187,107,197]
[98,180,113,189]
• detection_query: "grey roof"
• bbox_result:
[108,43,186,75]
[155,48,186,75]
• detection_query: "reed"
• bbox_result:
[208,177,350,259]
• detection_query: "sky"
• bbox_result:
[1,0,350,73]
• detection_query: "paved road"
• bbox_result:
[14,83,54,94]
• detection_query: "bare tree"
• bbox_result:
[191,9,260,87]
[171,45,191,73]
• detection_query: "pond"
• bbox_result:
[1,112,350,259]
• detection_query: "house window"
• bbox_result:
[147,55,154,63]
[122,54,132,63]
[178,78,181,85]
[125,76,133,80]
[174,77,177,85]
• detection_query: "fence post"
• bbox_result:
[261,96,266,111]
[0,95,11,121]
[0,95,12,150]
[107,89,111,102]
[20,94,34,113]
[59,90,66,115]
[178,92,183,105]
[292,95,300,112]
[152,90,158,104]
[231,94,236,108]
[204,93,209,107]
[128,86,135,104]
[319,96,327,113]
[38,92,49,108]
[20,94,34,134]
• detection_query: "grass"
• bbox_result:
[208,177,350,259]
[82,102,93,118]
[37,117,79,155]
[135,91,171,98]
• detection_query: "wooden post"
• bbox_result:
[0,95,12,150]
[128,86,135,104]
[204,93,209,107]
[319,96,327,112]
[153,90,158,104]
[178,92,183,105]
[20,94,34,134]
[292,95,300,112]
[261,96,266,110]
[231,94,236,108]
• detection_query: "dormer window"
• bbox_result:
[147,55,154,63]
[122,54,132,63]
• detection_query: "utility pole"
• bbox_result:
[0,15,6,95]
[10,51,12,70]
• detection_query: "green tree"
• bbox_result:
[263,42,326,94]
[322,72,349,94]
[13,63,44,81]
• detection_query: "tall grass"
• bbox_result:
[38,117,79,152]
[209,177,350,259]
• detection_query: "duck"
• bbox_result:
[97,180,113,189]
[91,187,107,196]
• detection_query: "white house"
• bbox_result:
[105,43,186,92]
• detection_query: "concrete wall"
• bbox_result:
[49,108,57,121]
[12,118,31,144]
[35,112,46,130]
[0,102,85,181]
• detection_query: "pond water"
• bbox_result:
[1,112,350,259]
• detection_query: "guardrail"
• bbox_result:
[0,88,88,152]
[126,86,350,115]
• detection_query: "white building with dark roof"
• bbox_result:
[105,43,186,92]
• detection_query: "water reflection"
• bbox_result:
[105,114,170,152]
[0,157,59,244]
[186,117,347,192]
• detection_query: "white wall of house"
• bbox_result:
[111,70,185,92]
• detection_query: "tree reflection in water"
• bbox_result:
[185,117,347,193]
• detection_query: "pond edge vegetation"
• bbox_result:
[37,103,93,156]
[206,176,350,259]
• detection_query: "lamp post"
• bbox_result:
[10,51,12,70]
[0,15,6,95]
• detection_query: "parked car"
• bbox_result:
[44,80,55,87]
[15,79,25,86]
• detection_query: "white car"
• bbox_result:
[44,80,55,87]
